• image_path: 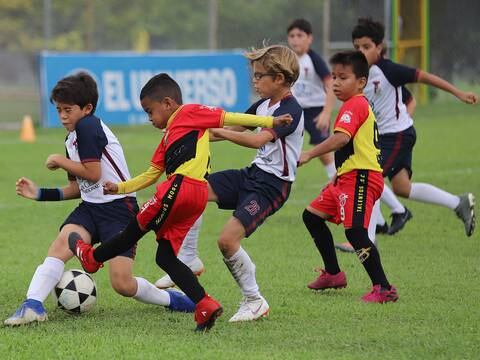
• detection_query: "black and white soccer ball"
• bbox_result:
[53,269,97,314]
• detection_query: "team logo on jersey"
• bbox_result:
[373,81,380,94]
[199,105,218,112]
[244,200,260,216]
[339,111,352,124]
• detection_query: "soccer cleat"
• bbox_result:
[307,269,347,290]
[194,294,223,332]
[68,234,103,273]
[361,284,399,303]
[155,257,205,289]
[387,208,413,235]
[166,289,196,313]
[376,222,390,234]
[228,295,270,322]
[454,193,476,237]
[4,299,47,326]
[335,242,355,253]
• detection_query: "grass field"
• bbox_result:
[0,102,479,359]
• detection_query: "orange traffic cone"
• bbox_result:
[20,115,36,143]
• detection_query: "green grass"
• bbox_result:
[0,102,479,359]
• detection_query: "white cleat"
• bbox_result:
[155,257,205,289]
[228,295,270,322]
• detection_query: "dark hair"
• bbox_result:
[330,51,369,80]
[50,72,98,114]
[351,18,384,45]
[140,73,183,104]
[287,18,312,35]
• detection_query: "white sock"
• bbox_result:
[381,185,406,214]
[324,162,337,180]
[27,257,64,303]
[224,247,259,298]
[376,208,386,226]
[368,200,380,244]
[177,215,202,264]
[133,277,170,306]
[409,183,460,210]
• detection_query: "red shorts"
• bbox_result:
[309,170,384,229]
[137,175,208,255]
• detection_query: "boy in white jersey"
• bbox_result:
[4,72,194,326]
[288,19,336,179]
[352,18,477,237]
[207,45,304,322]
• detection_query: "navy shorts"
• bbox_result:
[304,107,330,145]
[208,164,291,237]
[61,197,139,258]
[379,126,417,180]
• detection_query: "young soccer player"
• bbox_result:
[352,18,477,237]
[288,19,336,179]
[68,73,293,331]
[300,50,398,303]
[4,72,194,327]
[207,44,304,321]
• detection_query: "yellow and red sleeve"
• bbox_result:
[116,165,163,194]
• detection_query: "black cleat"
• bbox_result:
[375,223,390,234]
[387,208,412,235]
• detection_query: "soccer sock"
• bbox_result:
[302,209,341,274]
[409,182,460,210]
[324,162,337,180]
[223,247,260,298]
[345,227,390,289]
[94,219,146,263]
[375,205,386,226]
[155,239,205,304]
[27,257,64,303]
[368,200,381,245]
[177,215,202,264]
[133,277,170,306]
[381,185,406,214]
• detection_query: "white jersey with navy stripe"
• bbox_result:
[364,58,418,135]
[292,49,331,109]
[65,115,135,203]
[249,96,304,182]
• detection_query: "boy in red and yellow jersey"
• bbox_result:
[299,51,398,303]
[68,73,293,331]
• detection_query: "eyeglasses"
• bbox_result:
[253,72,278,80]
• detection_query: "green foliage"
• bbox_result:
[0,102,479,359]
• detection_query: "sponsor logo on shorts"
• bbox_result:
[244,200,260,216]
[339,193,348,221]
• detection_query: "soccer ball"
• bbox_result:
[52,269,97,314]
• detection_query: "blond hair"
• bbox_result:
[245,45,299,85]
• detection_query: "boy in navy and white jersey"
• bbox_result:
[208,45,303,322]
[4,72,194,327]
[352,18,478,237]
[288,19,336,179]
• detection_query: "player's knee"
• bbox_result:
[392,184,410,198]
[110,273,136,297]
[303,209,327,232]
[217,235,234,255]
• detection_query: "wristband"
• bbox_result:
[37,188,64,201]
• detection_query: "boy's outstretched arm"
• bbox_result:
[103,165,163,194]
[16,177,80,201]
[209,128,274,149]
[223,112,292,128]
[417,71,478,104]
[45,154,101,183]
[299,131,350,166]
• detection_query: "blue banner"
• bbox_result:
[39,51,251,127]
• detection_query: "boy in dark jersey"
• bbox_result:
[68,73,293,331]
[300,51,398,303]
[352,18,477,237]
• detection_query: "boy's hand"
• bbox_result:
[273,114,293,127]
[298,151,313,167]
[315,111,330,131]
[16,177,38,200]
[103,181,119,195]
[45,154,64,170]
[457,91,478,105]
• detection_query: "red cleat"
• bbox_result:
[68,233,103,273]
[307,269,347,290]
[361,284,399,303]
[194,294,223,332]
